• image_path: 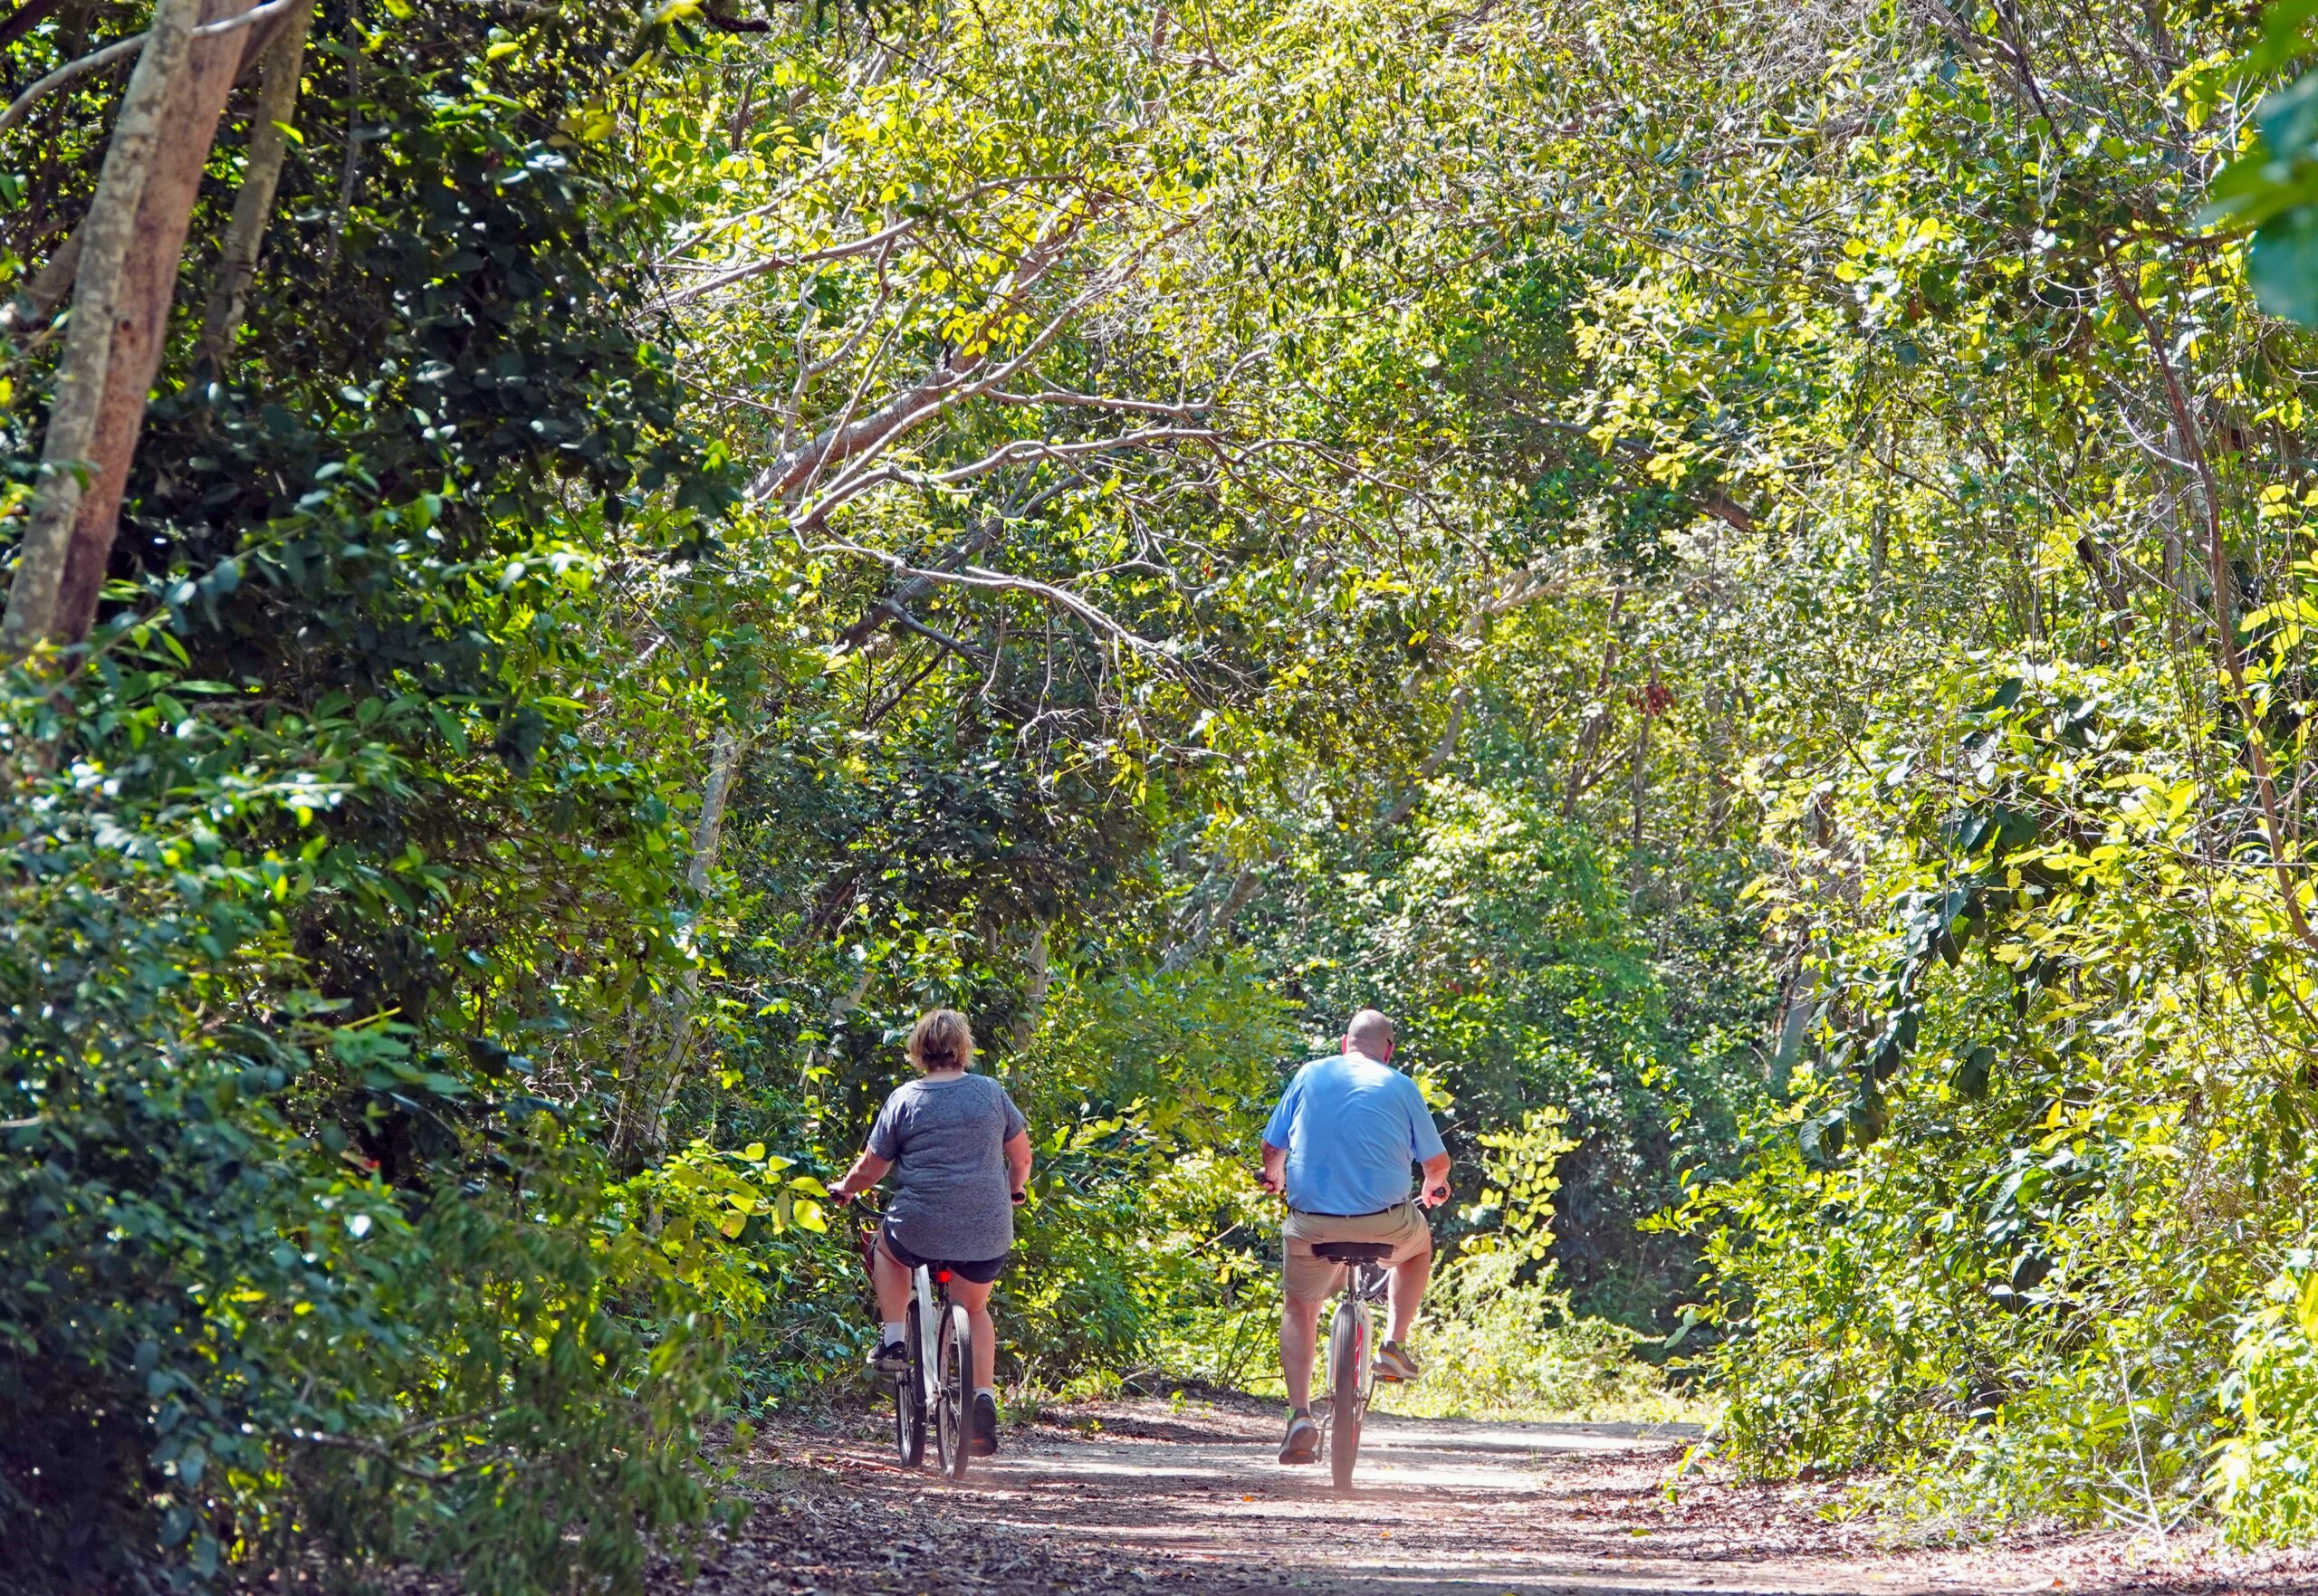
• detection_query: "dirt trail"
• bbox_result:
[673,1397,2318,1596]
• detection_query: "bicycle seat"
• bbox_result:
[1310,1241,1396,1264]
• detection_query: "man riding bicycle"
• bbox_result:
[1257,1008,1451,1465]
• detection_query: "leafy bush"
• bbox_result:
[1003,958,1294,1385]
[1394,1249,1682,1421]
[2218,1256,2318,1545]
[0,616,751,1591]
[0,5,747,1582]
[1695,653,2304,1529]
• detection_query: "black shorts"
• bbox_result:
[879,1220,1007,1285]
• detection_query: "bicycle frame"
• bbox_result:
[906,1262,945,1411]
[853,1205,974,1479]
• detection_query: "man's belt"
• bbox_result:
[1289,1202,1405,1219]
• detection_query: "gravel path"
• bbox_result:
[668,1396,2318,1596]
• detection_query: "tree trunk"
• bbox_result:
[196,0,313,374]
[1,0,263,655]
[2109,254,2318,951]
[1560,590,1624,819]
[1377,683,1470,832]
[1769,957,1815,1099]
[1159,863,1259,974]
[1627,702,1650,890]
[619,724,743,1167]
[686,724,741,895]
[1011,919,1051,1052]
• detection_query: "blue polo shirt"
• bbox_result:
[1262,1050,1446,1215]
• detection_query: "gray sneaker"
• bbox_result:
[1278,1410,1319,1464]
[1373,1340,1421,1382]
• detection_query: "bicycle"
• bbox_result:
[847,1200,978,1481]
[1307,1238,1395,1490]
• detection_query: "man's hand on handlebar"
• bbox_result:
[1251,1165,1284,1198]
[1418,1176,1451,1209]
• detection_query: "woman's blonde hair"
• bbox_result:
[906,1008,974,1073]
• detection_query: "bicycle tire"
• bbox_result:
[894,1303,926,1467]
[934,1302,973,1481]
[1327,1303,1366,1491]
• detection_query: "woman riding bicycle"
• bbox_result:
[832,1008,1031,1456]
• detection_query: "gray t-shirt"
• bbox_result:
[868,1071,1028,1263]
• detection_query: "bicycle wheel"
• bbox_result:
[934,1302,973,1481]
[1327,1303,1367,1491]
[894,1302,926,1467]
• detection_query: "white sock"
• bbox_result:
[975,1385,997,1401]
[881,1321,905,1345]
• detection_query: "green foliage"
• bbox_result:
[989,957,1293,1384]
[2207,4,2318,325]
[2,1,753,1587]
[2217,1255,2318,1544]
[45,0,2318,1572]
[0,651,740,1592]
[1394,1109,1691,1422]
[1396,1252,1678,1423]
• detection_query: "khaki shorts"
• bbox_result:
[1281,1200,1431,1305]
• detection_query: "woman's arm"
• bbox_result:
[1002,1130,1032,1200]
[833,1150,893,1200]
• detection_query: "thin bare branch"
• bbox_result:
[658,215,922,308]
[0,0,296,137]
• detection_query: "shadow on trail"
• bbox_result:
[696,1400,2318,1596]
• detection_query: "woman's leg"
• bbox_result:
[948,1276,998,1390]
[870,1234,913,1325]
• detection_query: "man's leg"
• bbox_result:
[1279,1291,1325,1410]
[1386,1236,1432,1345]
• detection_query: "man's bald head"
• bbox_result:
[1345,1009,1394,1061]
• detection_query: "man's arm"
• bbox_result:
[1417,1151,1451,1209]
[1404,1075,1450,1208]
[1257,1068,1302,1196]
